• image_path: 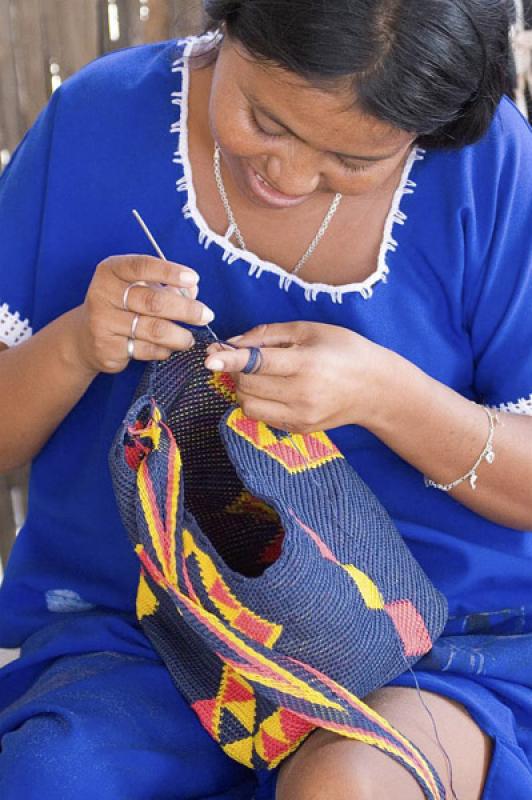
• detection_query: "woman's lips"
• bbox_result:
[244,162,312,209]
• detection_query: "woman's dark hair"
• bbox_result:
[203,0,516,148]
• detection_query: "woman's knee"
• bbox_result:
[276,687,492,800]
[276,730,387,800]
[0,713,92,799]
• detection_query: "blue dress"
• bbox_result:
[0,36,531,799]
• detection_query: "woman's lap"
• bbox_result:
[0,614,256,800]
[1,615,531,800]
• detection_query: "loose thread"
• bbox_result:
[405,663,459,800]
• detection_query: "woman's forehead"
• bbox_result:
[218,39,413,157]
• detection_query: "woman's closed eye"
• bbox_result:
[250,109,285,138]
[335,156,370,174]
[250,109,371,174]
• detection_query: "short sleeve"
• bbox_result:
[464,99,532,415]
[0,89,61,347]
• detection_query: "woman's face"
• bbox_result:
[209,38,416,210]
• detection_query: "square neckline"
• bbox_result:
[171,35,426,304]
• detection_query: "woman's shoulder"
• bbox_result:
[54,38,186,117]
[70,38,183,88]
[464,97,531,226]
[421,96,530,179]
[442,96,531,187]
[487,95,532,149]
[470,96,532,182]
[416,97,531,236]
[26,38,189,177]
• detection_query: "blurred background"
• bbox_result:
[0,0,531,578]
[0,0,204,168]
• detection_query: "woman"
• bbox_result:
[0,1,531,798]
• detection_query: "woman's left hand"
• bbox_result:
[205,322,391,433]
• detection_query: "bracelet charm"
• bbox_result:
[424,406,500,492]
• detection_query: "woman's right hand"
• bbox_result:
[73,254,214,375]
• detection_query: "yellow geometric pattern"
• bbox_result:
[135,541,440,796]
[192,664,257,767]
[199,664,312,770]
[136,570,159,619]
[183,529,283,648]
[226,408,343,475]
[290,512,385,611]
[343,565,385,609]
[136,441,181,590]
[209,371,237,403]
[253,708,313,769]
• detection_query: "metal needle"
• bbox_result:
[131,208,220,342]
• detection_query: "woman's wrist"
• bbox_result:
[351,342,406,432]
[57,306,101,383]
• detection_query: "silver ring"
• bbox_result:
[130,314,140,340]
[127,338,135,360]
[123,281,149,312]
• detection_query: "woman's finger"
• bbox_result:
[205,344,299,377]
[237,395,295,432]
[122,338,174,363]
[224,322,308,349]
[104,254,200,295]
[116,312,195,351]
[116,284,214,327]
[98,335,174,371]
[236,374,293,402]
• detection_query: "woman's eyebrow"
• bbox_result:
[249,96,398,162]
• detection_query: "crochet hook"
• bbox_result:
[132,208,221,343]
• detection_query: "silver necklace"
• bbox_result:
[213,144,342,277]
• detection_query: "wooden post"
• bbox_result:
[0,0,206,159]
[6,0,49,136]
[173,0,205,38]
[0,0,23,158]
[143,0,174,43]
[40,0,101,91]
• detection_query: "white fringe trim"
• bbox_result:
[171,35,424,304]
[489,394,532,416]
[0,302,32,347]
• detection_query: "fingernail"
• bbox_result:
[181,271,199,287]
[201,307,215,324]
[206,358,224,371]
[227,335,243,344]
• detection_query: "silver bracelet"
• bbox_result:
[424,405,500,492]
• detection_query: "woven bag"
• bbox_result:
[110,335,448,799]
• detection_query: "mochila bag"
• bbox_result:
[109,334,448,799]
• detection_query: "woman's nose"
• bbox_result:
[265,149,321,196]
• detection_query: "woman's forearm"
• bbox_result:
[367,349,532,531]
[0,307,98,472]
